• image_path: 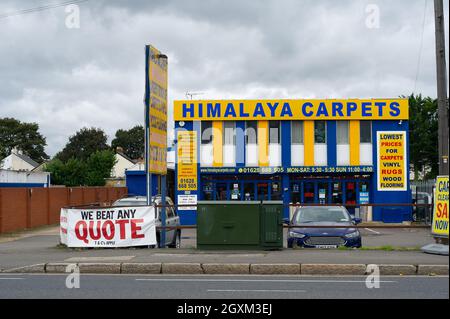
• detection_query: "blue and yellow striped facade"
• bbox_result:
[174,99,411,225]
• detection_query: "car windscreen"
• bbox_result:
[295,207,350,223]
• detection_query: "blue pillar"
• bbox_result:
[327,120,337,167]
[282,121,291,167]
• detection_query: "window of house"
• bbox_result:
[245,121,257,144]
[337,121,349,144]
[201,121,213,144]
[292,121,304,144]
[360,121,372,143]
[269,121,281,144]
[314,121,326,144]
[223,122,236,145]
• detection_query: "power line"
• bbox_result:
[413,0,429,94]
[0,0,89,20]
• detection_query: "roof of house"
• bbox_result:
[116,152,137,164]
[14,153,39,168]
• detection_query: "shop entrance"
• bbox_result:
[201,176,282,201]
[289,176,371,216]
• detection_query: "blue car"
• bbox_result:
[287,206,362,248]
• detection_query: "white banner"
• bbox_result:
[62,206,157,247]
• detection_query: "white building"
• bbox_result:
[0,147,39,171]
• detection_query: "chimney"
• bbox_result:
[116,146,124,154]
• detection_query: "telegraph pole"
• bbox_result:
[434,0,449,175]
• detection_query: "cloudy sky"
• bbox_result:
[0,0,448,157]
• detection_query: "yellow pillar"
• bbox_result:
[349,120,360,165]
[212,121,223,167]
[258,121,269,166]
[304,120,314,166]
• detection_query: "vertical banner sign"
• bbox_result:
[377,131,407,191]
[432,176,449,237]
[146,45,168,175]
[177,131,198,191]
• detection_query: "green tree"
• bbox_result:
[45,158,87,186]
[408,94,439,180]
[0,117,49,162]
[85,150,117,186]
[55,127,109,162]
[111,125,144,159]
[46,150,115,186]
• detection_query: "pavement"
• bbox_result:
[0,274,448,299]
[0,225,448,275]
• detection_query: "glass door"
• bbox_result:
[257,182,269,201]
[244,182,256,201]
[303,181,315,204]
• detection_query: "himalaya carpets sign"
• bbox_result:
[61,207,157,247]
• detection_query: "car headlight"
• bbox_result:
[344,231,360,239]
[289,231,306,238]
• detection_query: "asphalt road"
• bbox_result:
[0,274,448,299]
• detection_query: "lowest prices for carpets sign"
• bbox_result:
[377,131,407,191]
[61,207,157,247]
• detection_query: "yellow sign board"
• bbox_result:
[177,131,198,191]
[377,131,407,191]
[147,45,168,174]
[173,99,409,121]
[432,176,449,237]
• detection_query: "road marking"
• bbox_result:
[0,278,25,280]
[135,278,397,283]
[207,289,306,293]
[64,256,135,262]
[365,228,381,235]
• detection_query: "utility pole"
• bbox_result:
[434,0,449,175]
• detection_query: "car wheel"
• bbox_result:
[169,232,181,248]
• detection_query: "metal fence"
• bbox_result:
[411,179,435,225]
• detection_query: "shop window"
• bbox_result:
[304,182,315,204]
[337,121,349,144]
[345,182,357,205]
[201,121,213,144]
[314,121,326,144]
[360,121,372,143]
[244,183,255,201]
[245,121,258,144]
[269,121,281,144]
[291,121,304,144]
[257,182,269,201]
[332,182,343,204]
[216,183,228,200]
[271,182,282,200]
[202,182,214,200]
[318,182,328,204]
[291,183,301,203]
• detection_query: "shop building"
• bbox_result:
[174,99,411,225]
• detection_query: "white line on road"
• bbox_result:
[208,289,306,293]
[135,278,397,283]
[0,278,25,280]
[365,228,381,235]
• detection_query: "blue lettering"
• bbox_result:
[332,102,344,117]
[302,102,314,117]
[362,102,372,117]
[389,102,400,117]
[207,103,221,118]
[267,102,279,117]
[198,103,203,117]
[224,103,237,117]
[375,102,386,117]
[253,102,266,117]
[347,102,358,116]
[280,102,293,117]
[183,103,195,118]
[317,102,329,117]
[239,103,249,117]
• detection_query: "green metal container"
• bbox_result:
[197,201,283,250]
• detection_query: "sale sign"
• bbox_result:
[432,176,449,237]
[64,206,157,247]
[377,131,407,191]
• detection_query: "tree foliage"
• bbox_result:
[407,94,439,179]
[46,150,116,186]
[55,127,109,162]
[0,117,49,163]
[111,125,144,159]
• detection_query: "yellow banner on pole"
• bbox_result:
[177,131,198,191]
[432,176,449,237]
